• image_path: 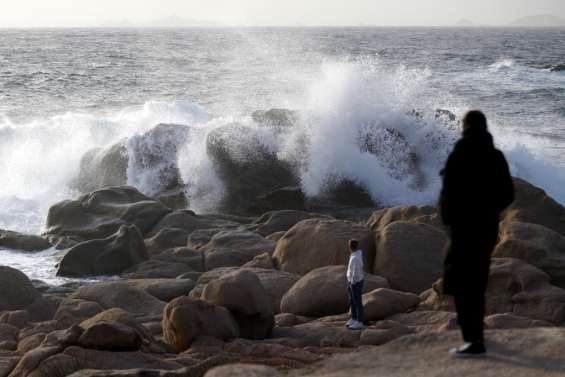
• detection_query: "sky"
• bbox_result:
[1,0,564,27]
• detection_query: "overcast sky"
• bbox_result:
[1,0,564,27]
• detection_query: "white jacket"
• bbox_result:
[347,249,364,284]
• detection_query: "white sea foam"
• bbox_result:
[0,101,211,233]
[489,59,516,71]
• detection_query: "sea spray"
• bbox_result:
[292,58,454,205]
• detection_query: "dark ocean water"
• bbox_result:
[1,28,564,125]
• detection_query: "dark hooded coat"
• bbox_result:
[440,127,514,295]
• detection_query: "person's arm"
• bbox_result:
[346,258,352,283]
[353,256,363,283]
[439,149,461,226]
[496,152,515,212]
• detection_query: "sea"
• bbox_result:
[0,27,564,283]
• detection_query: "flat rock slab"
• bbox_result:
[290,328,565,377]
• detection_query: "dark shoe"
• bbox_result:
[449,342,486,358]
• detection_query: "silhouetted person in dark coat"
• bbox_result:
[439,110,514,357]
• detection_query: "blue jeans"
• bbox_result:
[348,280,364,322]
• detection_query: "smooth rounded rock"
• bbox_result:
[362,288,421,321]
[281,265,388,317]
[374,221,447,293]
[162,297,239,351]
[202,270,274,339]
[0,266,40,311]
[273,219,375,275]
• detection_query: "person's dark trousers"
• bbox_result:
[348,280,364,322]
[444,222,497,344]
[453,288,486,343]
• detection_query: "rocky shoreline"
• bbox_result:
[0,171,565,376]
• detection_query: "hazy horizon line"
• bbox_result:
[1,24,565,29]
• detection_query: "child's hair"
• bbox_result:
[349,239,359,250]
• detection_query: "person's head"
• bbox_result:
[462,110,488,135]
[349,239,359,253]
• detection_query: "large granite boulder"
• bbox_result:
[192,265,237,282]
[0,266,40,311]
[504,177,565,236]
[0,230,51,251]
[57,225,149,277]
[115,279,195,302]
[126,123,191,196]
[77,320,142,351]
[45,186,171,247]
[374,221,447,293]
[145,209,239,238]
[280,265,389,317]
[494,221,565,288]
[273,219,375,275]
[202,270,275,339]
[242,252,275,269]
[152,247,206,272]
[76,124,190,197]
[367,205,442,231]
[247,210,331,237]
[423,258,565,324]
[200,229,276,270]
[8,326,84,377]
[76,142,128,193]
[252,108,298,129]
[144,227,189,255]
[206,123,300,215]
[121,259,193,279]
[72,282,166,316]
[162,296,239,351]
[54,299,105,322]
[244,268,300,314]
[362,288,421,321]
[191,267,299,314]
[0,310,30,329]
[79,308,155,344]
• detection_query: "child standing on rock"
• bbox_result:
[346,239,364,330]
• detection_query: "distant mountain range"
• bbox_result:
[508,15,565,27]
[101,14,565,28]
[102,16,226,28]
[455,15,565,28]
